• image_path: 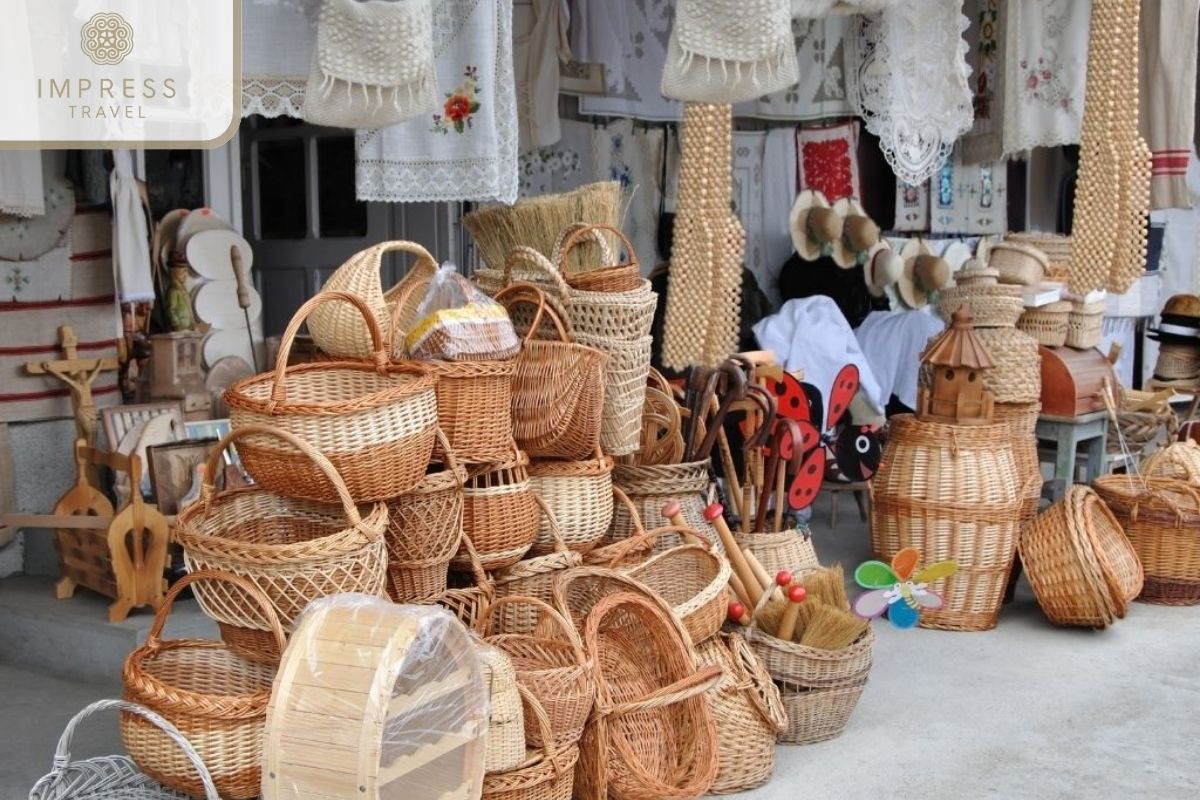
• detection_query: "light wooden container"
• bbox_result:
[263,597,488,800]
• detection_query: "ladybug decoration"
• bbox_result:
[766,364,882,510]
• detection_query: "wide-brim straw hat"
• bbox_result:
[832,197,880,268]
[789,189,842,261]
[898,239,950,309]
[863,241,903,297]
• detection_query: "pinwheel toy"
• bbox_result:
[852,547,957,629]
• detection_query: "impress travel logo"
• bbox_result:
[0,2,240,148]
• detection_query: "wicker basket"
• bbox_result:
[496,283,607,460]
[870,415,1023,630]
[734,527,820,579]
[477,642,527,774]
[556,223,643,293]
[1065,301,1105,349]
[1017,301,1072,346]
[31,699,220,800]
[385,429,465,602]
[482,685,579,800]
[973,327,1041,403]
[1005,232,1072,280]
[476,596,595,751]
[527,450,614,554]
[551,565,684,638]
[1093,476,1200,605]
[993,402,1043,528]
[1018,486,1143,626]
[176,426,388,663]
[609,460,720,552]
[576,591,721,800]
[692,634,787,793]
[457,454,540,571]
[491,496,585,632]
[954,266,1000,287]
[777,675,869,745]
[121,571,280,799]
[746,619,875,688]
[225,291,438,502]
[1143,441,1200,483]
[426,358,517,464]
[307,240,438,359]
[1154,341,1200,380]
[989,241,1049,286]
[939,288,1025,328]
[436,534,495,629]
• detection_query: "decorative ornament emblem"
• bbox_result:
[81,12,134,66]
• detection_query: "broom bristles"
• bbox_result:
[802,565,850,610]
[798,601,869,651]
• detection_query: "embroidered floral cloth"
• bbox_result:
[796,122,861,201]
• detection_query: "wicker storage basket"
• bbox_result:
[496,284,607,460]
[1154,341,1200,380]
[482,685,579,800]
[225,291,438,502]
[609,460,720,552]
[576,591,721,800]
[557,224,643,293]
[476,596,595,751]
[1065,301,1105,349]
[1093,476,1200,605]
[491,497,584,632]
[457,454,540,571]
[989,241,1049,286]
[551,565,684,638]
[939,289,1025,328]
[122,571,280,799]
[477,642,527,774]
[745,617,875,688]
[306,240,438,359]
[436,534,495,629]
[973,327,1042,403]
[1005,232,1072,279]
[619,527,731,645]
[176,426,388,663]
[992,402,1043,528]
[1143,441,1200,483]
[777,675,870,745]
[31,699,220,800]
[385,430,465,602]
[991,401,1041,436]
[954,266,1000,287]
[1017,301,1072,346]
[575,330,653,457]
[870,415,1023,630]
[426,358,517,464]
[692,634,786,794]
[734,527,820,579]
[527,450,614,554]
[1017,486,1141,627]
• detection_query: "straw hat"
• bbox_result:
[863,241,904,297]
[789,189,843,261]
[831,197,880,268]
[941,241,973,272]
[897,239,951,309]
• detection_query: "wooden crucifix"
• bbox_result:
[24,326,119,447]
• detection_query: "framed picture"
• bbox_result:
[101,401,185,451]
[146,438,219,515]
[184,418,241,472]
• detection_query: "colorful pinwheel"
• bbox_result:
[852,547,957,629]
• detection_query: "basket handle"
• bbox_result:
[383,273,433,352]
[502,246,571,299]
[432,427,463,486]
[474,594,587,663]
[48,700,221,800]
[555,223,637,275]
[532,494,570,555]
[603,524,710,568]
[729,634,788,733]
[144,569,288,656]
[493,282,572,345]
[514,683,571,772]
[604,664,723,719]
[200,424,362,527]
[456,531,493,588]
[271,290,390,403]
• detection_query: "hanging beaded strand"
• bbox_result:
[1109,0,1151,293]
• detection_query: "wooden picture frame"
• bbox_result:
[146,438,218,515]
[100,401,185,452]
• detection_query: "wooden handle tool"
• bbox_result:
[704,503,761,606]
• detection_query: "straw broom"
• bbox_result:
[463,181,623,271]
[798,601,869,651]
[801,565,849,610]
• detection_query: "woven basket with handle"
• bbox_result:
[225,290,438,502]
[491,497,584,632]
[456,454,540,571]
[481,685,579,800]
[527,449,614,554]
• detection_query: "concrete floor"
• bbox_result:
[3,492,1200,799]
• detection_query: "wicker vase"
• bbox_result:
[870,415,1023,631]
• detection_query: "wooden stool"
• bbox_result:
[1034,410,1110,501]
[822,480,869,528]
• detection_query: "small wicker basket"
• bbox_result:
[623,527,732,645]
[939,289,1025,328]
[734,527,821,581]
[457,454,540,571]
[527,450,614,554]
[1065,300,1105,349]
[1005,232,1072,280]
[989,241,1049,286]
[777,675,870,745]
[1017,301,1072,347]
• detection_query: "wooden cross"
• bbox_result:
[24,326,119,447]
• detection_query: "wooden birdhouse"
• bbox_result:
[918,306,996,425]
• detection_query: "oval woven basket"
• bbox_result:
[225,290,438,502]
[456,454,539,571]
[1018,486,1143,627]
[1005,232,1072,280]
[1143,441,1200,483]
[870,415,1022,631]
[777,674,869,746]
[735,527,820,580]
[938,288,1025,328]
[527,450,614,554]
[1017,301,1072,347]
[176,425,389,662]
[1093,476,1200,605]
[621,527,732,645]
[122,571,281,799]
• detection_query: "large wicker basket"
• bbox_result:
[176,426,389,663]
[870,415,1022,630]
[1017,301,1072,346]
[456,454,540,571]
[734,527,820,579]
[122,571,280,799]
[1018,486,1143,627]
[1093,476,1200,605]
[777,675,870,745]
[969,327,1041,404]
[426,358,517,464]
[225,291,438,502]
[609,460,720,552]
[621,527,731,645]
[482,685,579,800]
[527,450,614,554]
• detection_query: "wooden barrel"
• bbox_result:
[870,415,1023,631]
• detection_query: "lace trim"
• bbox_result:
[853,0,974,185]
[241,76,307,118]
[1001,0,1087,154]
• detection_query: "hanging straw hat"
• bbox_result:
[863,241,904,298]
[831,197,880,268]
[941,241,973,273]
[789,190,843,261]
[897,239,951,309]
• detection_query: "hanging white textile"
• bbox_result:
[515,0,569,150]
[730,129,798,304]
[851,0,974,186]
[0,152,44,218]
[1001,0,1091,155]
[567,0,629,94]
[518,119,593,197]
[109,151,155,304]
[355,0,519,204]
[929,145,1008,236]
[241,0,315,118]
[591,118,664,274]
